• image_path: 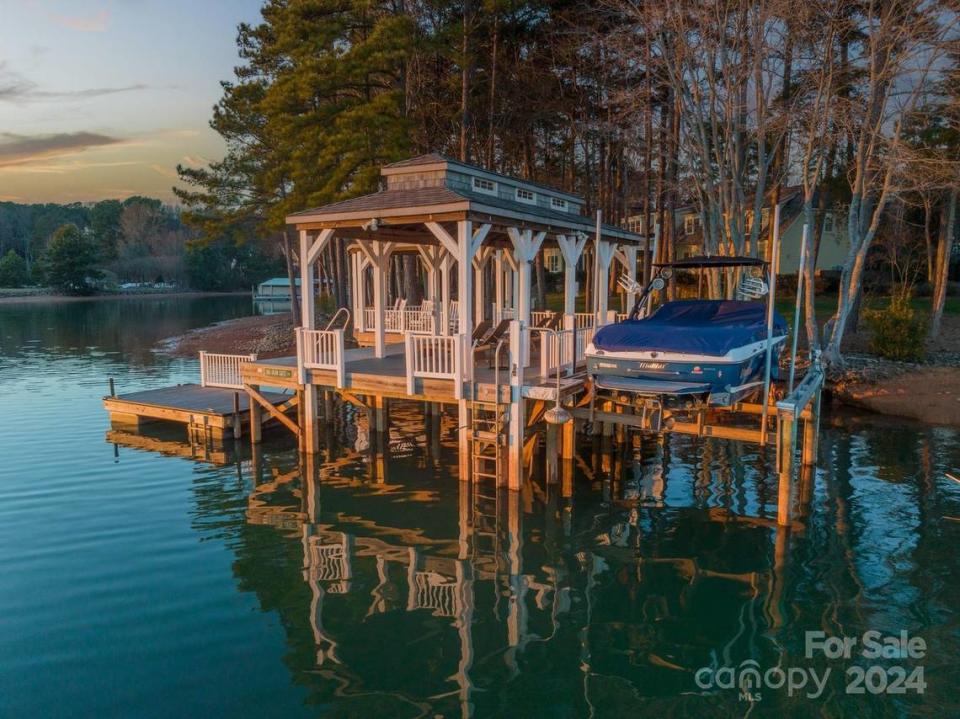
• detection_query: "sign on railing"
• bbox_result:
[199,351,256,390]
[298,328,346,387]
[404,332,462,398]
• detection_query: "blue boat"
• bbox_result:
[586,257,788,408]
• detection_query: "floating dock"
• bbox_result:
[103,380,293,439]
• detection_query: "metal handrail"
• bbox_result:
[324,307,351,332]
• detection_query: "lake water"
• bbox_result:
[0,296,958,718]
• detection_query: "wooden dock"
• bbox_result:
[103,383,292,439]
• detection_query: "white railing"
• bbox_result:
[495,306,516,322]
[298,328,346,387]
[531,310,554,327]
[410,572,458,617]
[448,300,459,334]
[402,309,435,333]
[615,312,628,323]
[361,307,435,334]
[199,351,256,389]
[574,312,595,329]
[539,325,595,378]
[404,332,462,398]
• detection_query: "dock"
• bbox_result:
[104,377,293,440]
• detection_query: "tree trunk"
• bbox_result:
[459,0,473,163]
[930,189,957,338]
[282,230,301,325]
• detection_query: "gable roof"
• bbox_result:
[287,184,640,242]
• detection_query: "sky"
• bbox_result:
[0,0,264,205]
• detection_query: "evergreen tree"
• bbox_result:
[0,250,28,287]
[39,224,102,295]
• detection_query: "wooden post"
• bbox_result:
[232,392,241,439]
[545,425,558,484]
[248,385,262,443]
[777,411,796,526]
[303,384,320,453]
[108,377,116,397]
[562,418,575,460]
[507,320,525,490]
[801,388,822,466]
[373,395,388,434]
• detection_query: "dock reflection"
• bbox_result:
[105,400,959,716]
[229,401,793,716]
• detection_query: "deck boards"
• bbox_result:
[110,384,288,414]
[103,383,291,437]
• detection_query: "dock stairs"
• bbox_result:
[470,399,508,482]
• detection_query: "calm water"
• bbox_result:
[0,297,958,718]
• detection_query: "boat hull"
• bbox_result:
[586,336,786,407]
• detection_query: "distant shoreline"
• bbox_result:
[0,290,251,306]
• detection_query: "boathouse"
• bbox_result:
[271,154,644,484]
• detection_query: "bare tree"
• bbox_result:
[823,0,957,365]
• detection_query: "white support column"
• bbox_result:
[417,244,444,333]
[556,232,588,317]
[357,239,394,359]
[594,239,617,325]
[472,247,492,326]
[298,228,332,455]
[507,227,546,366]
[494,250,505,318]
[507,320,525,490]
[440,254,452,336]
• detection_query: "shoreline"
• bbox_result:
[0,290,251,306]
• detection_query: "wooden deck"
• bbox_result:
[242,346,585,404]
[103,383,291,439]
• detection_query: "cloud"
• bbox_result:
[0,63,147,103]
[49,9,110,32]
[0,132,123,167]
[150,164,179,179]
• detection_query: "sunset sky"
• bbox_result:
[0,0,263,205]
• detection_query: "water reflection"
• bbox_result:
[140,400,958,717]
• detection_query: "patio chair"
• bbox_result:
[474,319,512,368]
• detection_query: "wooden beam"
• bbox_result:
[248,385,301,438]
[425,221,459,257]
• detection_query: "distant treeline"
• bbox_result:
[0,198,282,293]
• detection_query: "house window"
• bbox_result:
[472,176,497,195]
[551,197,567,211]
[546,252,562,272]
[515,187,536,204]
[684,215,697,236]
[824,213,835,233]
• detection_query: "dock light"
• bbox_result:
[691,366,702,374]
[362,217,381,232]
[544,405,571,425]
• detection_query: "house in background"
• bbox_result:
[622,187,850,275]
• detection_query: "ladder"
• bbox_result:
[470,399,507,481]
[469,334,510,483]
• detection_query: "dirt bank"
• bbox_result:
[830,358,960,426]
[161,313,296,359]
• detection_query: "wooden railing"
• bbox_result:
[298,328,346,387]
[531,310,554,327]
[199,351,256,389]
[495,307,516,322]
[404,332,462,398]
